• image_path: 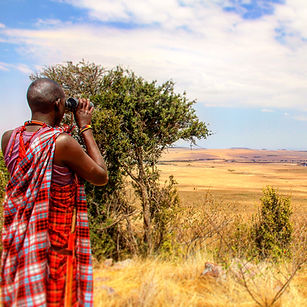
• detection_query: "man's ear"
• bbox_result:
[54,98,61,111]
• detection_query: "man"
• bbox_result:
[1,78,108,306]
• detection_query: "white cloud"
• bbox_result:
[0,62,9,71]
[16,64,33,75]
[61,0,201,26]
[2,1,307,110]
[35,19,62,27]
[276,0,307,41]
[0,61,32,74]
[0,23,5,29]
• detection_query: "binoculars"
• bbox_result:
[65,97,94,111]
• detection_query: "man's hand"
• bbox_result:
[74,98,94,128]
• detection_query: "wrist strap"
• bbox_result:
[79,124,92,134]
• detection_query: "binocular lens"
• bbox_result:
[65,97,94,111]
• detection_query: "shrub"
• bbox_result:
[0,152,9,255]
[0,151,9,201]
[227,216,255,260]
[253,186,293,259]
[150,175,180,257]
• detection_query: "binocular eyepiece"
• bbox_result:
[65,97,94,111]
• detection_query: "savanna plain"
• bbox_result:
[94,148,307,307]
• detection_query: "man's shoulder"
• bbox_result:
[54,132,83,165]
[55,132,78,149]
[2,130,14,140]
[56,132,74,142]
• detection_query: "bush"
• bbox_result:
[86,185,136,261]
[227,216,255,260]
[150,175,180,256]
[0,152,9,255]
[253,186,293,259]
[0,151,9,201]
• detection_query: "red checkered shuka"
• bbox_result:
[1,126,93,306]
[47,182,77,306]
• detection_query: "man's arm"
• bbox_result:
[54,134,108,186]
[54,98,108,186]
[1,130,13,155]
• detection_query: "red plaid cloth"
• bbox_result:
[47,182,78,306]
[1,126,93,306]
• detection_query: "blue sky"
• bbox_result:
[1,0,307,149]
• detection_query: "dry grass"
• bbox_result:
[93,148,307,306]
[159,149,307,216]
[93,254,307,307]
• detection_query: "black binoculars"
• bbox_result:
[65,97,94,111]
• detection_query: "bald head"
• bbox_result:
[27,78,65,113]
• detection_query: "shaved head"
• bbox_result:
[27,78,65,113]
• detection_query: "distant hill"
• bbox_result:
[160,148,307,164]
[229,147,252,150]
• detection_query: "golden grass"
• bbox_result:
[93,148,307,306]
[94,255,307,307]
[158,150,307,216]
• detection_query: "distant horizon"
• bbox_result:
[169,145,307,152]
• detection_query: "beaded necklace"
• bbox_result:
[9,120,48,165]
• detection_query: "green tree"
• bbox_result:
[31,61,211,257]
[92,67,210,254]
[30,59,105,98]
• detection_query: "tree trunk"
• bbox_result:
[140,185,153,255]
[135,147,153,255]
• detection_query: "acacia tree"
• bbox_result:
[30,59,105,97]
[31,61,210,256]
[92,67,210,253]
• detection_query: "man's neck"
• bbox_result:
[31,114,56,127]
